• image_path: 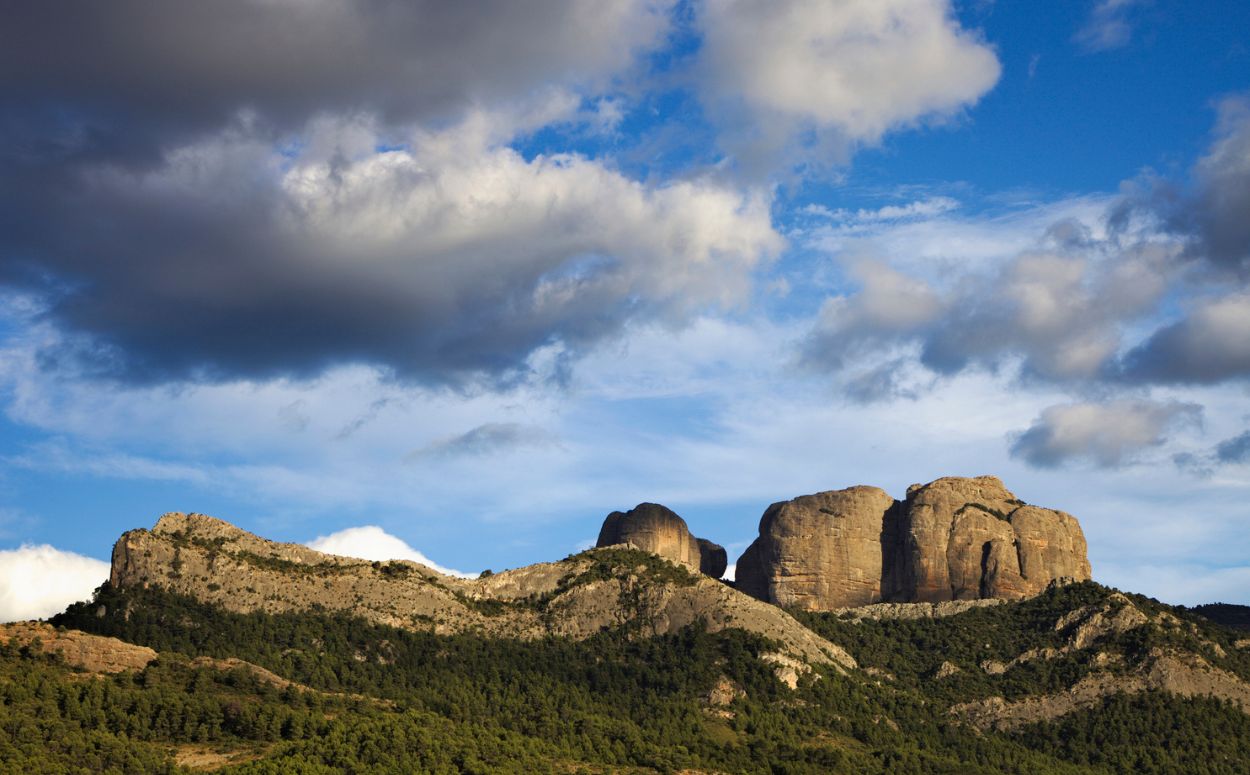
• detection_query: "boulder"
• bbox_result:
[697,538,728,579]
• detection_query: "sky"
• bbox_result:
[2,0,1249,620]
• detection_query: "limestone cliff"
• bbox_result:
[736,475,1091,611]
[110,513,853,669]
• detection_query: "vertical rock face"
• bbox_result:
[737,476,1092,610]
[596,503,725,577]
[735,486,896,608]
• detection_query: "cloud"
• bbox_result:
[1175,429,1250,475]
[1113,94,1250,273]
[1009,399,1202,469]
[695,0,1000,173]
[1121,292,1250,384]
[1074,0,1143,52]
[1215,431,1250,464]
[409,423,558,460]
[4,112,780,386]
[802,231,1175,385]
[0,1,791,389]
[306,526,470,578]
[0,544,109,622]
[0,0,672,157]
[802,260,943,372]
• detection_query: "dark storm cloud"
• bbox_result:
[0,1,782,387]
[0,0,666,158]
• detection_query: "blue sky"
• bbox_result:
[2,0,1250,619]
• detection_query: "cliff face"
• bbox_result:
[110,512,852,669]
[736,476,1091,611]
[596,503,727,578]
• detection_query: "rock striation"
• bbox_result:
[596,503,727,578]
[736,476,1091,611]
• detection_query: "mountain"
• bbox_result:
[111,511,850,668]
[3,481,1249,773]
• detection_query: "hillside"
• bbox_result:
[0,579,1239,773]
[110,512,851,669]
[1,512,1248,772]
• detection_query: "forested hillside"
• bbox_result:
[0,580,1239,773]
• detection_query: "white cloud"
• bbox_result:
[697,0,1000,171]
[1074,0,1142,52]
[804,196,962,224]
[723,563,736,582]
[0,544,109,623]
[306,526,472,578]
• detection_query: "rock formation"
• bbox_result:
[697,538,728,579]
[595,502,726,578]
[0,622,156,674]
[736,475,1091,611]
[110,512,852,669]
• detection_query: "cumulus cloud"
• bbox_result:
[1074,0,1143,52]
[1121,293,1250,384]
[0,544,109,622]
[803,233,1174,386]
[5,112,780,385]
[0,1,793,388]
[802,260,943,372]
[696,0,1000,173]
[306,526,470,578]
[1009,399,1202,469]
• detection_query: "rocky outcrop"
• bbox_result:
[952,648,1250,731]
[596,503,726,578]
[697,538,728,579]
[110,513,853,669]
[0,622,156,673]
[737,476,1091,611]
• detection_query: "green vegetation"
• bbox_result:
[954,502,1012,521]
[1013,692,1250,775]
[1188,603,1250,632]
[0,579,1239,772]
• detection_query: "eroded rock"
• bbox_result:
[737,476,1092,611]
[596,502,728,578]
